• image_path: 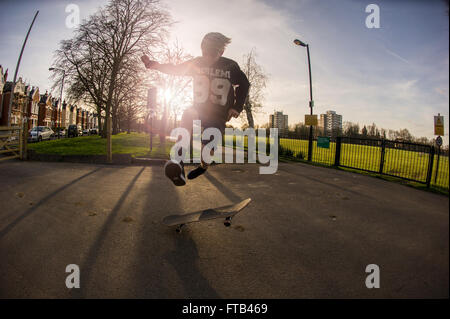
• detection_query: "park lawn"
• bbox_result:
[284,138,448,189]
[28,133,174,158]
[223,135,449,189]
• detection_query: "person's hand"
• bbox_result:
[227,108,240,121]
[141,55,157,69]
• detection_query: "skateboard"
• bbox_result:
[162,198,251,233]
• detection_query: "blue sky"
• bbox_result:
[0,0,448,144]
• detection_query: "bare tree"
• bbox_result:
[241,48,268,128]
[52,39,110,133]
[147,41,193,143]
[51,0,172,159]
[84,0,171,127]
[112,55,149,134]
[343,121,360,137]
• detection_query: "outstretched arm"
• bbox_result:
[232,68,250,113]
[141,55,195,76]
[227,69,250,121]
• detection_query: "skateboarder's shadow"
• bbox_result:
[164,233,220,299]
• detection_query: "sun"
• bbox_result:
[163,88,173,101]
[157,87,191,119]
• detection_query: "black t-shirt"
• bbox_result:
[158,56,250,123]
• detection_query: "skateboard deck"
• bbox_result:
[162,198,251,233]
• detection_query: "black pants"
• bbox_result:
[180,106,226,144]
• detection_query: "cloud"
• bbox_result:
[384,48,411,65]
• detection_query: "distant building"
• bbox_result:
[269,111,288,135]
[27,86,40,129]
[38,91,52,127]
[319,110,342,136]
[1,78,28,126]
[0,65,6,122]
[61,101,68,128]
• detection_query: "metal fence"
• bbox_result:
[0,125,27,162]
[277,135,449,190]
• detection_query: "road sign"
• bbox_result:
[436,136,442,147]
[434,114,444,136]
[317,136,330,148]
[305,114,317,126]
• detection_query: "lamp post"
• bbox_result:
[49,67,65,137]
[293,38,314,161]
[7,11,39,127]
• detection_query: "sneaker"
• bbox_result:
[164,160,186,186]
[187,165,208,180]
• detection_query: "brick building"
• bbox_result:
[0,78,29,126]
[76,107,81,126]
[27,87,40,130]
[38,92,52,127]
[69,105,75,125]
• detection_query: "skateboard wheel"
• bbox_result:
[176,224,185,233]
[224,217,232,227]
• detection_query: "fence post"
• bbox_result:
[426,146,435,188]
[334,136,342,167]
[307,129,313,161]
[21,120,28,160]
[379,138,386,174]
[19,126,23,160]
[434,145,441,184]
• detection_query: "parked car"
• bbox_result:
[57,129,66,137]
[90,128,98,135]
[82,128,90,136]
[29,126,54,142]
[67,125,78,138]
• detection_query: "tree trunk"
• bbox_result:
[105,63,119,163]
[244,101,254,128]
[97,105,102,136]
[102,118,107,138]
[160,100,167,146]
[112,111,119,135]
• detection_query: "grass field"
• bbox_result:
[281,138,448,190]
[223,135,449,190]
[27,132,449,191]
[28,133,173,158]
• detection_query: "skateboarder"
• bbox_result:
[141,32,250,186]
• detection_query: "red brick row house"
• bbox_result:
[0,78,28,126]
[38,92,53,128]
[26,87,40,130]
[1,70,98,130]
[0,65,6,123]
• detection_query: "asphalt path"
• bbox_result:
[0,160,448,298]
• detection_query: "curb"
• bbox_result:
[26,150,168,166]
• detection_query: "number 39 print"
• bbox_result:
[193,75,231,106]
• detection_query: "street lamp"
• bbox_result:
[6,11,39,127]
[293,38,314,161]
[49,67,65,137]
[49,68,65,110]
